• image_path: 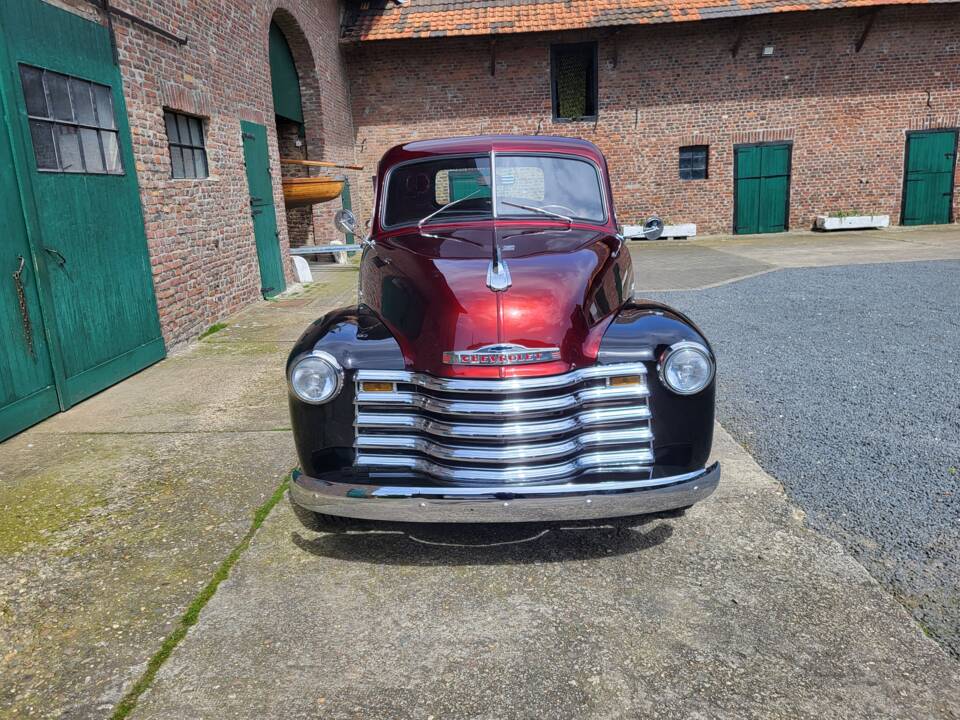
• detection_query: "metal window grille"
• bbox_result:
[19,64,123,175]
[551,43,598,121]
[163,110,209,179]
[679,145,709,180]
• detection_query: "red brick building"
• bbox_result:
[1,0,957,438]
[344,0,960,237]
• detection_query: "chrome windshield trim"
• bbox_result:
[355,383,648,416]
[355,362,648,394]
[354,448,656,484]
[355,405,651,440]
[356,427,652,464]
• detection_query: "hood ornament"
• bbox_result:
[443,343,562,366]
[486,243,511,292]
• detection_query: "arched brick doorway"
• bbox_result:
[268,9,328,251]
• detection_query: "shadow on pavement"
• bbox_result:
[289,516,674,566]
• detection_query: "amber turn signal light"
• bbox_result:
[361,381,394,392]
[609,375,643,386]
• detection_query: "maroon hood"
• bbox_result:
[361,224,631,377]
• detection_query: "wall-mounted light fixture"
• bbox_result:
[761,45,775,57]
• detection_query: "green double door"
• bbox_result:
[240,121,286,298]
[902,131,957,226]
[734,143,791,235]
[0,0,164,441]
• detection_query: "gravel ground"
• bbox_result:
[649,259,960,657]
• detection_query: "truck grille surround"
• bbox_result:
[353,363,654,486]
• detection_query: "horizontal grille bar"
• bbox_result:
[354,363,654,486]
[357,427,652,464]
[356,383,648,417]
[356,405,651,441]
[354,449,655,485]
[355,362,647,394]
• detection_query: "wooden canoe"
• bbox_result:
[282,176,345,208]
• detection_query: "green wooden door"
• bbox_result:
[735,144,791,234]
[0,84,60,440]
[241,121,286,298]
[0,0,164,438]
[902,131,956,226]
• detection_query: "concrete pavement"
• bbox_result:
[0,273,357,719]
[130,426,960,719]
[629,224,960,290]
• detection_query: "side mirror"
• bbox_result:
[334,209,357,236]
[641,215,664,241]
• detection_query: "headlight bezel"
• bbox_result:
[288,350,344,405]
[657,341,715,396]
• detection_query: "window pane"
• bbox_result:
[93,84,116,129]
[170,144,185,178]
[70,79,96,125]
[188,116,203,147]
[679,146,708,180]
[496,155,605,222]
[29,120,58,169]
[20,65,48,118]
[55,124,83,172]
[164,111,179,143]
[554,44,595,119]
[79,128,105,173]
[177,115,190,145]
[386,156,492,227]
[171,145,185,178]
[194,148,208,178]
[101,131,122,173]
[46,72,74,122]
[182,147,196,178]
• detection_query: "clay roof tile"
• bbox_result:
[341,0,954,41]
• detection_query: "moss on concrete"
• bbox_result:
[0,473,106,555]
[199,322,228,340]
[110,476,291,720]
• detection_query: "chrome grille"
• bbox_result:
[354,363,654,486]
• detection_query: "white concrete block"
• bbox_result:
[292,255,312,283]
[815,215,890,231]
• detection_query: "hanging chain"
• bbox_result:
[12,256,35,359]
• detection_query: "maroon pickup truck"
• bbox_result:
[286,135,719,526]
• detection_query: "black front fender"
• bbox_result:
[288,305,405,477]
[597,300,716,475]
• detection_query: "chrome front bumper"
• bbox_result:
[289,462,720,523]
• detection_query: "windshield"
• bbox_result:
[384,156,492,227]
[495,155,605,222]
[382,153,606,228]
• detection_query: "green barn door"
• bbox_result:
[240,121,286,298]
[0,0,164,429]
[902,131,957,226]
[735,144,791,234]
[0,85,60,440]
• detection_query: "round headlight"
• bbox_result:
[289,352,343,404]
[659,342,714,395]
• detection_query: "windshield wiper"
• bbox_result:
[417,186,490,230]
[499,200,573,225]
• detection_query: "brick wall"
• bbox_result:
[346,5,960,235]
[67,0,357,348]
